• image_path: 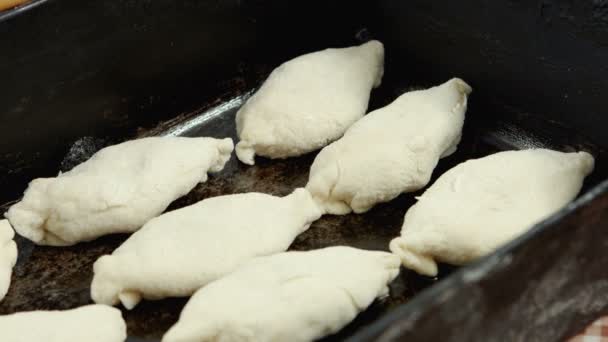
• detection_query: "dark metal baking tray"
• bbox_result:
[1,0,607,341]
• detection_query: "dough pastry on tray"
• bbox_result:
[0,304,126,342]
[91,188,322,309]
[307,78,471,214]
[6,137,233,246]
[163,246,400,342]
[0,220,17,302]
[235,40,384,165]
[390,149,595,276]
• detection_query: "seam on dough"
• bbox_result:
[335,284,363,310]
[119,290,143,310]
[283,275,314,285]
[327,160,350,209]
[42,228,71,246]
[327,161,340,200]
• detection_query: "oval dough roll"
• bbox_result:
[0,220,17,302]
[307,78,471,215]
[390,149,595,276]
[91,188,322,310]
[163,246,400,342]
[6,137,233,246]
[235,40,384,165]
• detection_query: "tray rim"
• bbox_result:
[348,178,608,341]
[0,0,49,22]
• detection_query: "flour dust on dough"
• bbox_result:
[390,149,595,276]
[235,40,385,165]
[307,78,472,215]
[91,188,322,310]
[163,246,400,342]
[6,137,233,246]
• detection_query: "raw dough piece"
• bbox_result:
[163,246,400,342]
[0,304,126,342]
[307,78,471,214]
[235,40,385,165]
[91,188,322,309]
[0,220,17,301]
[390,149,595,276]
[6,137,233,246]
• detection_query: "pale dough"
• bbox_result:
[307,78,471,214]
[0,220,17,302]
[235,40,385,165]
[390,149,595,276]
[6,137,233,246]
[0,304,126,342]
[162,246,400,342]
[91,188,322,310]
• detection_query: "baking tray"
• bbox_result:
[0,75,605,341]
[1,0,608,341]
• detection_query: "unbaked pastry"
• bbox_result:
[235,40,384,165]
[0,304,126,342]
[0,220,17,302]
[390,149,595,276]
[307,78,471,214]
[163,246,400,342]
[6,137,233,246]
[91,188,322,310]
